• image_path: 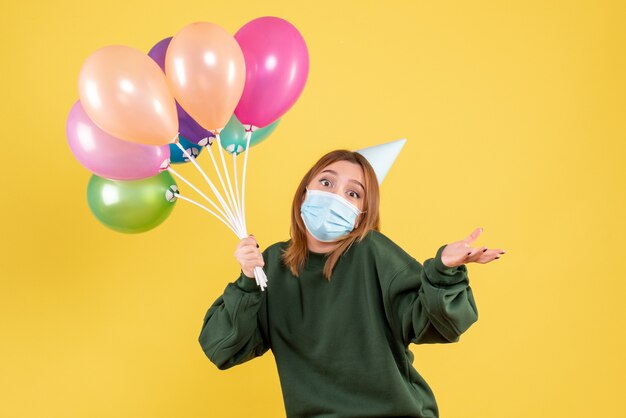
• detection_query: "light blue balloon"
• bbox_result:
[219,114,280,155]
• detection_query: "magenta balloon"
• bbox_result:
[66,101,170,180]
[234,17,309,128]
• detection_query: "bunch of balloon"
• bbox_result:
[67,45,180,234]
[67,17,308,290]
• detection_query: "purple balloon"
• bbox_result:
[177,102,214,144]
[66,101,170,180]
[148,37,213,144]
[148,37,171,73]
[234,17,309,128]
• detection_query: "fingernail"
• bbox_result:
[500,251,505,254]
[256,244,259,248]
[495,256,500,259]
[483,248,487,252]
[467,252,472,255]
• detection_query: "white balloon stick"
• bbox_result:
[166,166,231,226]
[173,192,239,237]
[216,134,244,227]
[240,130,254,236]
[205,135,244,229]
[172,135,268,291]
[175,141,244,234]
[233,153,243,225]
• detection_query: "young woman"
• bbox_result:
[198,149,505,418]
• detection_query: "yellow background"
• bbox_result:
[1,0,624,417]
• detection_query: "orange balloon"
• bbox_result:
[78,45,178,146]
[165,22,246,132]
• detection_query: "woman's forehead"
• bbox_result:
[318,161,364,180]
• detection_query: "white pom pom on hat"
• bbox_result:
[354,138,406,185]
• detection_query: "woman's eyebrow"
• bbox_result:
[320,169,364,191]
[350,179,365,191]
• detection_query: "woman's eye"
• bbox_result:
[348,191,360,199]
[320,179,331,187]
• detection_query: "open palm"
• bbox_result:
[440,227,505,268]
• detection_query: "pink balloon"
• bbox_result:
[66,101,170,180]
[234,17,309,129]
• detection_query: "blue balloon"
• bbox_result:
[169,136,203,164]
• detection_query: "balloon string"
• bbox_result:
[254,265,268,290]
[173,192,239,237]
[205,136,243,230]
[174,141,242,233]
[175,134,266,291]
[233,131,266,290]
[166,166,232,227]
[174,183,266,290]
[233,153,242,224]
[241,130,253,236]
[174,142,244,234]
[216,134,243,227]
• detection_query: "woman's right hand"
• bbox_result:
[234,235,264,279]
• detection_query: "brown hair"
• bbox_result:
[281,149,381,280]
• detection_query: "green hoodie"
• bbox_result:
[198,229,478,417]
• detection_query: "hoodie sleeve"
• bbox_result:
[198,270,270,370]
[384,244,479,346]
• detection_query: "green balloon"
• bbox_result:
[87,171,178,234]
[219,114,280,155]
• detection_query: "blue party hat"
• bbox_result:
[355,138,406,185]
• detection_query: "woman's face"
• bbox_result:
[306,160,365,212]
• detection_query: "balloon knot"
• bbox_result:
[159,159,171,171]
[165,185,179,202]
[198,137,213,147]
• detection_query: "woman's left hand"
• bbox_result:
[440,227,505,268]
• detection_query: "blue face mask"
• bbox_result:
[300,187,365,242]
